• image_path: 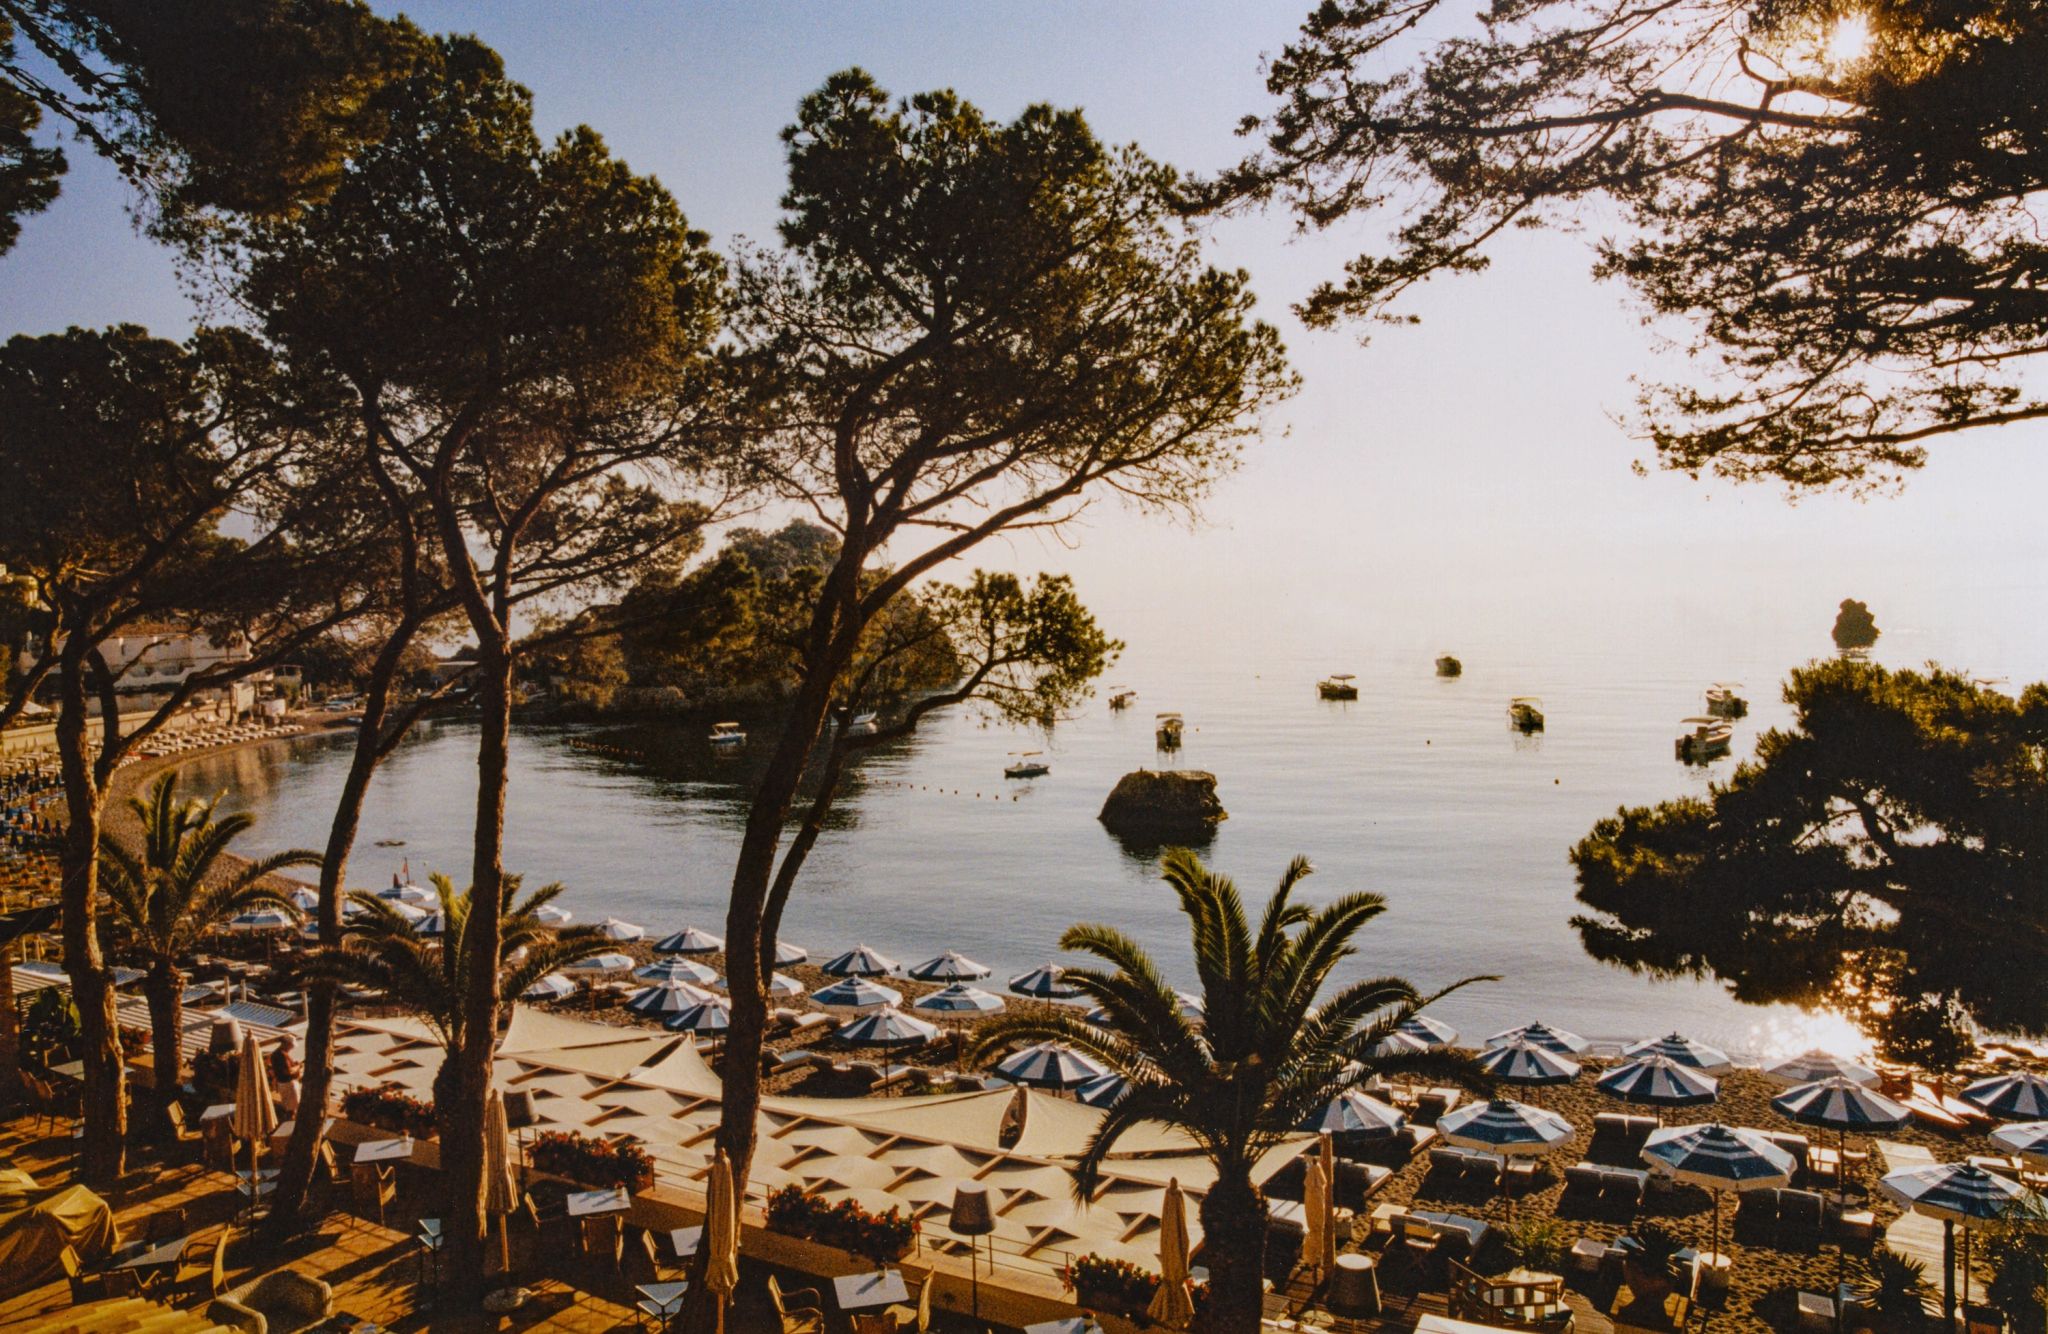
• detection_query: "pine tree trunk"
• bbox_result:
[1197,1168,1268,1334]
[145,959,183,1134]
[0,938,20,1104]
[56,651,124,1184]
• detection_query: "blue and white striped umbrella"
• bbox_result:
[1990,1121,2048,1170]
[287,887,320,912]
[1642,1123,1796,1189]
[1879,1162,2038,1227]
[1086,992,1203,1026]
[664,997,733,1036]
[1438,1098,1574,1156]
[1076,1073,1131,1108]
[378,882,437,907]
[635,957,718,986]
[1300,1090,1407,1139]
[228,908,296,931]
[1963,1071,2048,1121]
[838,1006,940,1047]
[774,941,809,966]
[1599,1055,1719,1107]
[711,970,804,998]
[1009,963,1081,999]
[625,980,717,1015]
[522,973,575,1001]
[653,926,724,956]
[822,944,899,978]
[1372,1031,1432,1058]
[911,983,1006,1014]
[415,911,449,937]
[1764,1049,1879,1087]
[564,952,636,972]
[995,1042,1108,1089]
[810,977,903,1010]
[907,950,991,982]
[1477,1038,1581,1084]
[1397,1014,1459,1048]
[1621,1031,1733,1073]
[1484,1021,1588,1055]
[1773,1077,1911,1132]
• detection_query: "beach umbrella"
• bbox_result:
[1764,1049,1879,1087]
[231,1031,277,1216]
[1880,1162,2040,1321]
[810,976,903,1010]
[1621,1031,1733,1073]
[822,943,899,977]
[378,882,436,906]
[912,983,1006,1015]
[908,950,992,982]
[759,972,805,999]
[522,973,575,1001]
[1990,1121,2048,1170]
[1076,1073,1131,1108]
[564,952,635,973]
[995,1041,1109,1089]
[1484,1021,1588,1055]
[772,941,808,965]
[286,887,319,912]
[625,980,717,1015]
[634,957,718,986]
[705,1149,740,1333]
[653,926,723,955]
[484,1088,518,1272]
[1397,1014,1458,1048]
[1963,1071,2048,1121]
[1477,1038,1582,1084]
[1008,963,1081,999]
[595,916,644,942]
[379,900,427,924]
[663,996,733,1038]
[229,907,295,931]
[415,911,449,937]
[1371,1030,1432,1059]
[1300,1089,1406,1139]
[532,903,572,926]
[1149,1178,1196,1328]
[1439,1098,1574,1157]
[838,1006,940,1048]
[1778,1077,1913,1307]
[1087,992,1203,1026]
[1598,1054,1719,1111]
[1643,1123,1796,1269]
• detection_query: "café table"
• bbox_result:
[113,1232,194,1277]
[637,1279,690,1330]
[833,1270,908,1311]
[1023,1320,1104,1334]
[668,1226,704,1261]
[353,1137,415,1164]
[50,1060,84,1081]
[566,1186,633,1218]
[200,1103,237,1123]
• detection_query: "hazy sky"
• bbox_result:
[5,1,2043,674]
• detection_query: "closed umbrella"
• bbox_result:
[1397,1014,1458,1048]
[822,944,898,977]
[596,916,644,942]
[1302,1156,1329,1281]
[1880,1162,2040,1321]
[1776,1077,1911,1306]
[1008,963,1081,999]
[1315,1132,1340,1273]
[625,980,717,1015]
[1076,1073,1130,1107]
[1621,1031,1733,1073]
[995,1042,1108,1089]
[907,950,992,981]
[1478,1038,1581,1084]
[1989,1121,2048,1171]
[1485,1021,1588,1055]
[1963,1071,2048,1121]
[1145,1178,1196,1328]
[704,1148,740,1333]
[484,1088,518,1272]
[1642,1124,1796,1270]
[810,977,903,1010]
[1440,1098,1574,1156]
[635,957,718,986]
[653,926,724,955]
[1764,1049,1879,1087]
[231,1031,278,1216]
[1598,1055,1719,1114]
[1299,1090,1406,1140]
[912,983,1006,1014]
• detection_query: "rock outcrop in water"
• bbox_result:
[1098,769,1226,842]
[1833,598,1880,651]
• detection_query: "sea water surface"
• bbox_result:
[175,586,2045,1064]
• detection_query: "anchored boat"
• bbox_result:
[1004,751,1051,779]
[1508,696,1545,732]
[1704,683,1748,718]
[708,721,747,750]
[1436,654,1463,678]
[1108,686,1136,711]
[1155,712,1184,749]
[1318,673,1358,700]
[843,712,879,736]
[1676,716,1733,762]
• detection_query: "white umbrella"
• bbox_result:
[625,980,717,1015]
[1439,1098,1574,1156]
[1880,1162,2041,1319]
[229,908,295,931]
[1764,1049,1879,1087]
[1008,963,1080,999]
[522,973,575,1001]
[810,977,902,1010]
[911,983,1006,1014]
[1372,1030,1432,1058]
[1484,1021,1589,1055]
[838,1006,941,1047]
[564,952,635,972]
[1777,1078,1913,1302]
[1477,1038,1581,1084]
[1397,1014,1458,1048]
[773,941,808,966]
[1089,992,1202,1026]
[995,1042,1108,1089]
[533,903,572,926]
[1146,1178,1195,1328]
[634,957,718,986]
[907,950,992,982]
[231,1031,278,1214]
[1621,1031,1733,1073]
[1963,1071,2048,1121]
[1990,1121,2048,1170]
[378,882,437,907]
[1300,1090,1406,1139]
[596,916,644,942]
[821,944,899,977]
[653,926,724,955]
[711,971,805,998]
[286,887,320,912]
[1643,1123,1796,1268]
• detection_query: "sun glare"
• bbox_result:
[1825,12,1875,65]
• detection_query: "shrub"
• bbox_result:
[528,1129,657,1193]
[340,1084,438,1137]
[1064,1253,1161,1315]
[1861,1248,1933,1320]
[765,1185,916,1263]
[1505,1216,1570,1272]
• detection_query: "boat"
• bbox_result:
[1507,697,1544,732]
[708,721,747,749]
[1108,686,1136,711]
[1436,654,1463,678]
[1703,683,1748,718]
[1317,673,1358,700]
[1675,716,1733,762]
[843,712,879,736]
[1004,751,1050,779]
[1155,712,1184,749]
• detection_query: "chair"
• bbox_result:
[768,1275,827,1334]
[350,1162,395,1226]
[164,1102,204,1159]
[581,1213,623,1269]
[173,1233,230,1304]
[884,1269,934,1334]
[146,1206,189,1242]
[58,1245,106,1303]
[207,1268,335,1334]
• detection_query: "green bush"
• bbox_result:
[1505,1216,1571,1272]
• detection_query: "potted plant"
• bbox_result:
[764,1185,915,1262]
[528,1129,657,1193]
[1065,1253,1162,1317]
[1856,1248,1932,1334]
[1505,1217,1570,1275]
[340,1084,438,1138]
[1622,1223,1683,1300]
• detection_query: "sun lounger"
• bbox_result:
[1592,1112,1659,1148]
[1564,1160,1648,1206]
[1429,1145,1505,1181]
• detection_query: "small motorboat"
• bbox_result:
[843,712,879,736]
[1704,683,1748,718]
[1004,751,1050,779]
[1155,712,1184,749]
[1108,686,1136,711]
[1436,654,1463,678]
[1675,717,1733,762]
[1508,697,1545,732]
[1318,673,1358,700]
[708,721,747,750]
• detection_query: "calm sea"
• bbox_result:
[176,586,2044,1064]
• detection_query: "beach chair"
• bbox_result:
[884,1267,935,1334]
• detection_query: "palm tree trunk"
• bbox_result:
[0,937,21,1105]
[55,649,125,1184]
[1198,1168,1268,1334]
[144,959,183,1134]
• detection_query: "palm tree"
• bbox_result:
[971,848,1493,1333]
[98,772,320,1130]
[301,872,613,1121]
